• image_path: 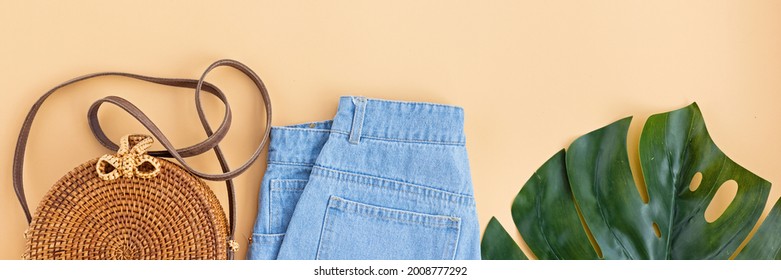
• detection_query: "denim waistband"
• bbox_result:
[331,96,466,146]
[266,121,332,166]
[266,96,466,166]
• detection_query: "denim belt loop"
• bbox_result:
[348,96,368,144]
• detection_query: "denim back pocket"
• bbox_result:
[270,179,308,233]
[315,196,461,260]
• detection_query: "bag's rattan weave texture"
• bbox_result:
[24,157,228,260]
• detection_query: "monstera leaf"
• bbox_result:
[482,103,777,260]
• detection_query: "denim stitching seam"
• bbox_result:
[356,98,465,110]
[331,196,460,228]
[267,160,315,167]
[269,180,277,233]
[251,233,286,245]
[311,166,475,206]
[270,179,308,191]
[313,167,473,205]
[271,187,307,191]
[315,196,336,260]
[450,219,462,260]
[330,130,465,146]
[272,127,333,133]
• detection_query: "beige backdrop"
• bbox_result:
[1,1,780,260]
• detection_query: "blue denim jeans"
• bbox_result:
[247,96,480,260]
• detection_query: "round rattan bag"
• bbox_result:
[13,59,272,260]
[24,135,230,260]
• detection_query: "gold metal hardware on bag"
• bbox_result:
[228,240,240,252]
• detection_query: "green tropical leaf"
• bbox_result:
[511,150,598,260]
[481,217,527,260]
[735,199,781,260]
[638,103,771,259]
[482,103,776,260]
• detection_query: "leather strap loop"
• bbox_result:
[87,60,272,180]
[87,74,233,157]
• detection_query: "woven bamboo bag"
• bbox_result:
[12,60,272,260]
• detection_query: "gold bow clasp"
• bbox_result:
[96,134,161,180]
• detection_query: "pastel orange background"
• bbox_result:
[1,1,780,259]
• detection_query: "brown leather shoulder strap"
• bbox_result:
[12,59,271,259]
